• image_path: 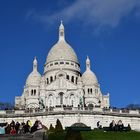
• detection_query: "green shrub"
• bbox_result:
[55,119,63,133]
[49,124,55,132]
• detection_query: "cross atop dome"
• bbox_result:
[59,20,65,41]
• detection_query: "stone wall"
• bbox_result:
[0,109,140,130]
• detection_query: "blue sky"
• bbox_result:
[0,0,140,107]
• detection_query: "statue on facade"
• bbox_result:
[79,96,83,110]
[38,97,45,110]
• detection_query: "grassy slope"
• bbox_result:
[48,131,140,140]
[82,130,140,140]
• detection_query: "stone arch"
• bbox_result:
[48,94,54,107]
[68,93,75,106]
[26,103,39,109]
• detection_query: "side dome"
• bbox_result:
[26,71,41,86]
[46,41,78,64]
[26,57,41,86]
[82,56,98,86]
[46,21,79,64]
[82,69,98,86]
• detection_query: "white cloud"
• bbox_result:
[27,0,140,30]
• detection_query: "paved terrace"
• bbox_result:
[0,108,140,118]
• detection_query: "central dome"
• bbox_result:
[46,40,78,64]
[46,21,79,64]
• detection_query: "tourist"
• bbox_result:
[31,120,39,133]
[109,120,116,131]
[15,121,20,134]
[0,126,5,135]
[5,122,11,134]
[23,120,30,133]
[97,121,102,129]
[19,122,25,134]
[10,120,15,128]
[10,126,16,135]
[117,120,124,131]
[37,120,43,130]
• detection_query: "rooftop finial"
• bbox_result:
[33,56,38,71]
[61,20,63,24]
[86,56,90,70]
[59,20,65,41]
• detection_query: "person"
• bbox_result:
[117,120,124,131]
[97,121,102,129]
[23,120,30,133]
[37,121,43,130]
[19,122,25,134]
[10,120,15,128]
[31,120,39,133]
[97,121,101,128]
[15,122,20,134]
[10,126,16,135]
[5,123,11,134]
[109,120,116,131]
[0,126,5,135]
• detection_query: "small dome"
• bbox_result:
[26,70,41,86]
[26,57,41,86]
[46,41,78,64]
[82,69,98,86]
[82,56,98,86]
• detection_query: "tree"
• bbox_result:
[55,119,63,132]
[0,102,14,110]
[49,124,55,132]
[126,104,140,110]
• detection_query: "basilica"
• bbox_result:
[15,22,110,110]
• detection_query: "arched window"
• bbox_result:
[88,88,89,93]
[47,78,49,84]
[71,76,74,83]
[70,94,74,106]
[90,88,92,94]
[48,94,53,107]
[31,89,33,96]
[95,89,98,94]
[76,77,78,84]
[66,75,69,80]
[50,76,53,82]
[34,89,36,96]
[59,92,64,105]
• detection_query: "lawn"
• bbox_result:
[48,130,140,140]
[81,130,140,140]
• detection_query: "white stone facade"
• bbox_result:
[15,22,109,110]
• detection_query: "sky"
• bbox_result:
[0,0,140,108]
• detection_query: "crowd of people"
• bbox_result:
[109,120,131,131]
[109,120,124,131]
[0,120,43,135]
[96,120,131,131]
